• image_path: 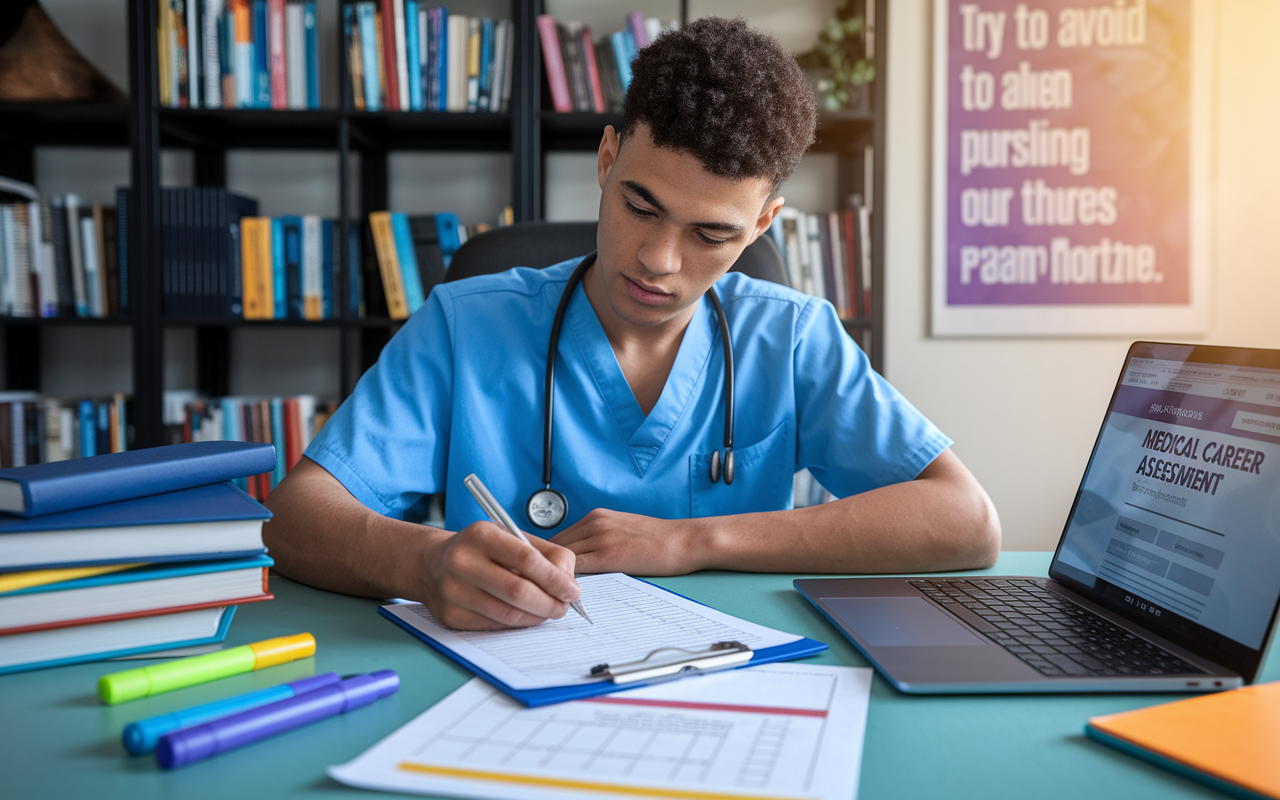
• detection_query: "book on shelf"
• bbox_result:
[0,179,126,319]
[0,394,134,468]
[344,1,512,114]
[768,204,873,322]
[157,0,322,110]
[538,13,676,114]
[0,554,274,636]
[166,392,336,500]
[366,210,461,320]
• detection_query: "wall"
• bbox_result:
[883,0,1280,550]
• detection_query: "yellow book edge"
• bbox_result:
[0,563,143,594]
[1087,682,1280,799]
[369,212,408,320]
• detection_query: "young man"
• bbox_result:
[265,18,1000,630]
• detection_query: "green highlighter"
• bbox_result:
[98,633,316,705]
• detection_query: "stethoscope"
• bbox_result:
[525,251,737,530]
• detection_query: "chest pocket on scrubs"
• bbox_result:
[689,421,792,518]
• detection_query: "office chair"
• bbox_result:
[444,220,791,288]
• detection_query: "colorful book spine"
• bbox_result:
[367,212,408,320]
[404,0,422,111]
[304,1,319,108]
[357,2,381,111]
[270,217,286,318]
[538,15,571,113]
[390,213,424,315]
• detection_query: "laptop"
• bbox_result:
[796,341,1280,693]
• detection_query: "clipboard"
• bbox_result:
[377,578,828,707]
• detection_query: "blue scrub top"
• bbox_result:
[305,256,953,536]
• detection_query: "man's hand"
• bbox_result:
[552,509,703,576]
[420,522,582,630]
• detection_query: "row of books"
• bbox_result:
[0,442,276,674]
[159,0,322,110]
[343,2,512,113]
[768,203,874,321]
[0,393,133,467]
[538,12,677,114]
[0,180,126,319]
[164,391,336,500]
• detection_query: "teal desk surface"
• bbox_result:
[4,551,1275,800]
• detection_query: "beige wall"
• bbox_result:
[883,0,1280,550]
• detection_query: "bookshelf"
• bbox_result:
[0,0,886,453]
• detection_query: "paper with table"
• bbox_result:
[329,662,873,800]
[378,573,828,706]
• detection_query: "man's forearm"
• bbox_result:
[263,458,446,601]
[694,450,1001,574]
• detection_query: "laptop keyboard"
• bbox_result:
[908,579,1204,678]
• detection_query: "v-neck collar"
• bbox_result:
[564,282,716,477]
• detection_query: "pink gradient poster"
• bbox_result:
[931,0,1211,335]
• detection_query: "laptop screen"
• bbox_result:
[1050,342,1280,674]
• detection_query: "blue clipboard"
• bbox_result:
[377,579,829,708]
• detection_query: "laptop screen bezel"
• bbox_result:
[1047,341,1280,682]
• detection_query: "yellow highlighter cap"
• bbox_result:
[97,667,152,705]
[248,633,315,668]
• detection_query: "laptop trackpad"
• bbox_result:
[822,597,987,646]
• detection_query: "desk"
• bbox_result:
[4,551,1273,799]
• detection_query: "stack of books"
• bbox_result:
[157,0,323,110]
[343,2,513,113]
[0,441,278,674]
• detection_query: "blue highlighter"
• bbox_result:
[122,672,341,754]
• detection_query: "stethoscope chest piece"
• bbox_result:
[527,487,568,530]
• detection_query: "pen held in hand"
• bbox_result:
[463,473,592,624]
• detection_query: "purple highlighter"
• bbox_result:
[156,670,400,769]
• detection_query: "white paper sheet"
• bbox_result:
[329,663,873,800]
[382,573,803,690]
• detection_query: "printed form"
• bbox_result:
[380,573,803,690]
[329,662,873,800]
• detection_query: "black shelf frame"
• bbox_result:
[1,0,887,449]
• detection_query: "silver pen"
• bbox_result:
[463,473,592,624]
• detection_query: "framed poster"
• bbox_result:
[931,0,1211,336]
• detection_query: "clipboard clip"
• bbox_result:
[589,641,753,685]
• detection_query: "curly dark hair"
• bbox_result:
[621,17,818,195]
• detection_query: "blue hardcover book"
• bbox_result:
[357,2,381,111]
[405,0,423,110]
[390,213,425,314]
[612,29,635,92]
[0,440,276,518]
[303,1,320,108]
[270,217,286,318]
[0,481,271,572]
[435,212,462,269]
[348,223,363,316]
[321,219,334,318]
[377,577,829,708]
[0,604,238,676]
[278,216,304,319]
[269,398,286,489]
[253,0,271,108]
[477,17,492,110]
[432,7,447,110]
[78,400,95,458]
[95,402,110,456]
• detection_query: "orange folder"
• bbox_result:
[1086,681,1280,800]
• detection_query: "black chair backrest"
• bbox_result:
[444,221,791,288]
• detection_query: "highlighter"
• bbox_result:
[122,672,342,754]
[157,670,400,769]
[98,633,316,705]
